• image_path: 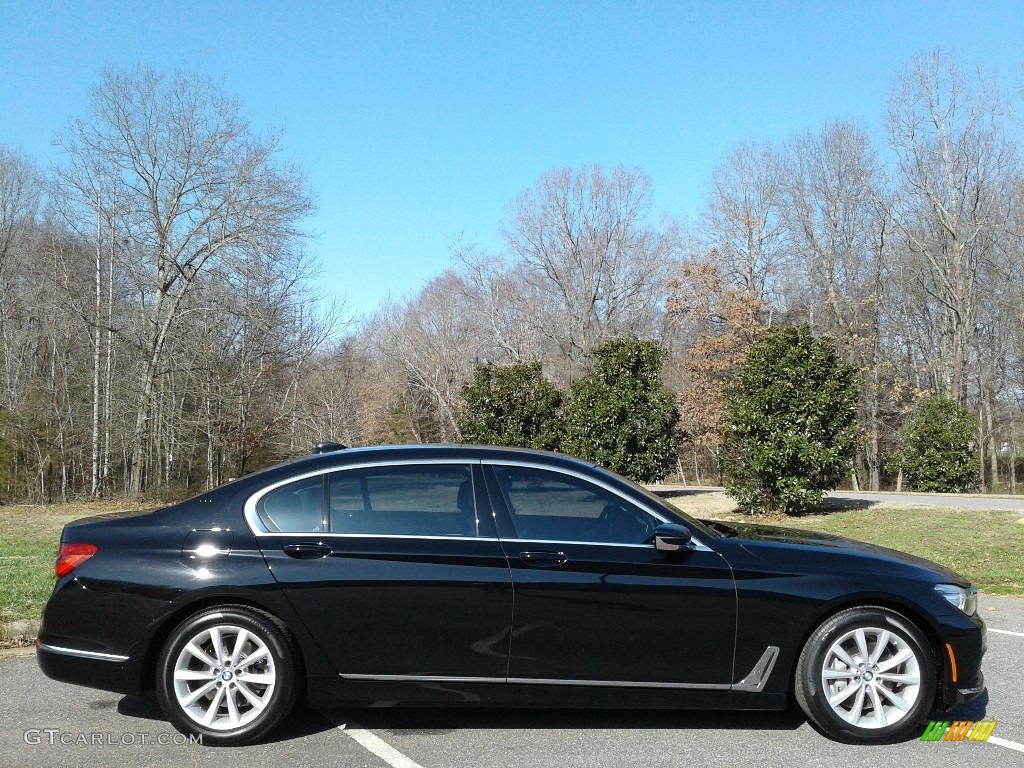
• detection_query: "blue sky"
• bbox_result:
[3,1,1024,319]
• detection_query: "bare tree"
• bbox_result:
[502,164,673,374]
[885,50,1016,403]
[54,66,314,493]
[700,141,788,304]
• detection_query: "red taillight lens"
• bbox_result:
[55,543,98,578]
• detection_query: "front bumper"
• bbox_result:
[935,615,986,711]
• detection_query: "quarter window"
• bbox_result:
[256,476,325,532]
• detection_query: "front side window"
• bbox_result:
[257,476,325,532]
[329,465,477,537]
[492,466,659,544]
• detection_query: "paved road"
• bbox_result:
[3,594,1022,768]
[648,485,1024,512]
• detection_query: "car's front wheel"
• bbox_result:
[794,606,936,744]
[156,605,300,746]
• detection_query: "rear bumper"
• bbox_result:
[36,641,144,697]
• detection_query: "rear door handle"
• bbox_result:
[519,551,567,568]
[283,543,332,559]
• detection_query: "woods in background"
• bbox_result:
[1,50,1023,501]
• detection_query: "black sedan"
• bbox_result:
[37,444,985,747]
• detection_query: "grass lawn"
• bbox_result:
[667,490,1024,596]
[0,500,158,629]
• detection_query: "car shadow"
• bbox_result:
[116,693,341,742]
[325,706,806,735]
[115,692,990,745]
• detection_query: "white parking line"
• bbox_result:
[989,735,1024,754]
[330,716,425,768]
[988,628,1024,638]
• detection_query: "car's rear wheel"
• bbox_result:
[156,605,300,746]
[794,606,936,744]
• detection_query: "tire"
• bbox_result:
[155,605,300,747]
[794,606,936,744]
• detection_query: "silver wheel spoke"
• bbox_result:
[876,648,913,672]
[868,686,887,727]
[181,679,219,708]
[828,683,861,707]
[875,685,912,712]
[239,672,275,685]
[234,680,267,710]
[822,668,858,680]
[225,687,241,727]
[868,630,891,666]
[843,685,867,724]
[183,641,217,667]
[239,646,270,667]
[875,672,919,686]
[853,629,870,663]
[229,629,250,667]
[830,645,859,669]
[202,686,226,726]
[174,669,217,682]
[208,627,226,665]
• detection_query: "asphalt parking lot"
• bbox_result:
[3,594,1022,768]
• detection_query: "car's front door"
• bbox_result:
[254,462,513,680]
[486,463,736,686]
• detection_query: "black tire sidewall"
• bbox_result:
[796,607,936,744]
[156,606,298,747]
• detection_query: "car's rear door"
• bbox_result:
[486,462,737,687]
[252,461,513,680]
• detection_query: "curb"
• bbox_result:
[0,618,40,648]
[0,645,35,659]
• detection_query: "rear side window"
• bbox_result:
[329,465,476,537]
[257,476,325,532]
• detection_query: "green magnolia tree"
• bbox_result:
[560,338,679,483]
[457,362,562,450]
[721,325,860,514]
[892,397,979,492]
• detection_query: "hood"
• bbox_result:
[713,520,969,585]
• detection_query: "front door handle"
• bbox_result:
[283,542,332,559]
[519,551,567,568]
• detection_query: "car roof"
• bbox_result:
[287,443,600,473]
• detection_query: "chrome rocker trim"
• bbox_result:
[340,646,780,692]
[37,643,130,662]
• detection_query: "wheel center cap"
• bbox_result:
[221,671,234,681]
[862,671,874,682]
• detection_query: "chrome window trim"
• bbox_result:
[38,643,129,662]
[483,460,713,552]
[242,456,712,551]
[244,459,478,535]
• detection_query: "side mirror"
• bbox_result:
[654,523,693,553]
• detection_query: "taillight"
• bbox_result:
[55,543,98,578]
